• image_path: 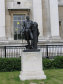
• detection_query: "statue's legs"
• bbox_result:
[32,29,38,49]
[30,32,33,40]
[29,30,34,49]
[25,29,34,49]
[27,40,30,46]
[25,30,31,49]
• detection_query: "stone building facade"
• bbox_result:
[0,0,63,45]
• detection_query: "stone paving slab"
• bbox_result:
[30,82,44,84]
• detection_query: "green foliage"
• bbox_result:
[43,56,63,69]
[53,56,63,68]
[0,56,63,72]
[43,58,53,69]
[0,58,21,72]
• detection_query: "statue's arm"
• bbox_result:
[21,21,25,33]
[22,21,25,27]
[23,21,26,29]
[31,21,34,30]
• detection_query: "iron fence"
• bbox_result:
[0,46,25,58]
[0,45,63,58]
[38,45,63,59]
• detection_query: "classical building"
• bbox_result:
[0,0,63,45]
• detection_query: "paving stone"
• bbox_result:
[30,83,37,84]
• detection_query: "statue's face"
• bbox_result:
[26,16,30,20]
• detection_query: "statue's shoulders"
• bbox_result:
[30,20,33,23]
[23,20,33,24]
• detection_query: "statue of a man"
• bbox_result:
[32,22,40,49]
[22,16,40,49]
[23,16,34,49]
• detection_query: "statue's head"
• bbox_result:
[26,16,30,20]
[34,22,38,27]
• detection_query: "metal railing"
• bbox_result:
[0,46,25,58]
[0,45,63,58]
[38,45,63,59]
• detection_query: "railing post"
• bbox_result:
[4,46,6,58]
[46,45,49,58]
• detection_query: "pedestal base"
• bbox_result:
[19,50,46,80]
[19,71,46,80]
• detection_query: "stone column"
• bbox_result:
[42,0,51,38]
[49,0,60,38]
[60,21,63,38]
[0,0,6,39]
[32,0,43,39]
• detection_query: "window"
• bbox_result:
[13,14,25,40]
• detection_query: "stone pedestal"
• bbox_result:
[19,50,46,80]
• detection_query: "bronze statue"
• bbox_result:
[32,22,39,49]
[22,16,39,49]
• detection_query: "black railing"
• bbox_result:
[0,45,63,58]
[0,46,25,58]
[38,45,63,59]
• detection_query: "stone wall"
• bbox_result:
[5,0,33,40]
[4,0,63,44]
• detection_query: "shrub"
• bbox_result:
[0,58,21,72]
[53,56,63,68]
[0,56,63,72]
[43,58,53,69]
[43,56,63,69]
